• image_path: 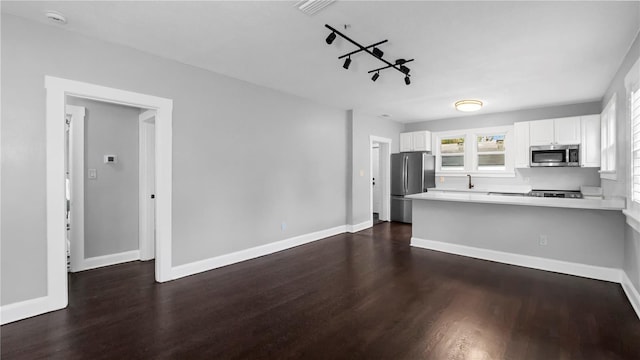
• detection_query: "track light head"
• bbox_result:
[395,59,407,65]
[400,65,410,75]
[404,75,411,85]
[372,47,384,58]
[326,32,337,45]
[372,72,380,82]
[343,56,351,69]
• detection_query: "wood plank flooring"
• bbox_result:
[2,222,640,359]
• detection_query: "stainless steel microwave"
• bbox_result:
[530,145,580,167]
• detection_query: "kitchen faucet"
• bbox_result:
[467,174,474,189]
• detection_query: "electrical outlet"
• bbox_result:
[281,222,287,232]
[440,176,445,183]
[539,235,548,246]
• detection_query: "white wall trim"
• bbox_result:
[410,237,621,283]
[41,76,173,323]
[0,296,53,325]
[74,250,141,273]
[66,105,86,273]
[621,272,640,320]
[139,111,156,261]
[172,225,346,280]
[369,135,392,223]
[347,220,373,233]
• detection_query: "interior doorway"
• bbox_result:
[369,136,391,225]
[65,97,154,272]
[45,76,173,315]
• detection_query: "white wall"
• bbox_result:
[1,14,348,306]
[66,97,140,259]
[348,110,403,225]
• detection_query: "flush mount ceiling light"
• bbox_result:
[325,24,415,86]
[455,100,483,112]
[45,11,67,25]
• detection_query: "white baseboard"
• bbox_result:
[621,272,640,320]
[171,225,347,280]
[1,296,54,325]
[410,237,621,283]
[73,250,140,272]
[347,220,373,233]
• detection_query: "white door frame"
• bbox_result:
[66,105,86,273]
[369,136,391,223]
[139,110,156,261]
[45,76,173,313]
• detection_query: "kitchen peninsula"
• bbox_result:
[407,190,626,282]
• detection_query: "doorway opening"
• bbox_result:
[370,136,391,226]
[65,98,157,272]
[45,76,173,314]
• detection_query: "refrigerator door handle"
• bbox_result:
[403,155,408,193]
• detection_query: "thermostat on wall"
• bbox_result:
[104,155,117,164]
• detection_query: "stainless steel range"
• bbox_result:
[527,189,583,199]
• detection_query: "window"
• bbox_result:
[477,134,506,171]
[600,94,616,180]
[440,136,465,170]
[435,126,513,176]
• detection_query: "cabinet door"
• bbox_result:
[554,116,581,145]
[529,119,555,146]
[514,122,530,168]
[400,133,413,152]
[412,131,431,151]
[580,114,601,167]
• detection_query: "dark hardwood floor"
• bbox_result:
[2,222,640,359]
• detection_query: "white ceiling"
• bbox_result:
[3,1,640,123]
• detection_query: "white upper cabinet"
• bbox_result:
[529,119,555,146]
[554,116,581,145]
[400,132,413,152]
[514,122,530,168]
[580,114,601,167]
[529,117,581,146]
[400,131,431,152]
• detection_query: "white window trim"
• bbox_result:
[625,57,640,227]
[600,93,617,180]
[435,125,515,177]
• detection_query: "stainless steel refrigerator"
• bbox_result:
[391,152,435,223]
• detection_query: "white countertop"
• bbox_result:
[407,190,626,211]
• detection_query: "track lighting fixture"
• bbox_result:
[343,56,351,69]
[326,31,336,45]
[324,24,414,85]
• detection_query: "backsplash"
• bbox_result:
[435,167,600,191]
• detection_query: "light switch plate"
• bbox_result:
[88,168,97,179]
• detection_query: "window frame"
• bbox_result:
[624,56,640,231]
[439,134,466,171]
[435,125,514,177]
[600,94,617,180]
